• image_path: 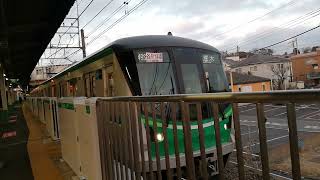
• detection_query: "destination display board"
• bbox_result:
[137,52,164,62]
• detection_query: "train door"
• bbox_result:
[84,72,96,97]
[84,74,90,97]
[94,69,104,96]
[90,72,96,97]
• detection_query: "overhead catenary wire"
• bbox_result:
[205,0,297,41]
[259,24,320,50]
[46,0,95,59]
[87,0,150,45]
[221,8,320,51]
[66,0,150,60]
[86,0,133,37]
[81,0,115,29]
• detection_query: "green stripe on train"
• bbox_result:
[142,105,233,158]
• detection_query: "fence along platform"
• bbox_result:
[27,90,320,180]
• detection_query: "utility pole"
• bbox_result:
[229,71,234,92]
[81,29,86,58]
[236,45,239,55]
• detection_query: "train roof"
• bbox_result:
[37,35,220,89]
[111,35,219,52]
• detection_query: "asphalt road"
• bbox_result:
[236,103,320,178]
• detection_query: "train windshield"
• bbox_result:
[134,49,177,95]
[200,51,229,92]
[173,48,229,93]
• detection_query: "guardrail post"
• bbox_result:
[213,103,224,179]
[232,103,245,180]
[256,103,270,180]
[286,103,301,180]
[182,101,196,180]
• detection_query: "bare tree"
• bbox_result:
[271,65,289,90]
[251,48,274,55]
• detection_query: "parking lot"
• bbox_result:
[236,103,320,178]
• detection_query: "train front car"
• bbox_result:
[112,35,234,178]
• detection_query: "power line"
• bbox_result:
[87,0,150,45]
[78,0,94,18]
[221,8,320,51]
[86,0,132,37]
[206,0,297,41]
[260,24,320,50]
[81,0,115,29]
[46,0,94,59]
[66,0,150,60]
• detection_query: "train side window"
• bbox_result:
[95,69,104,96]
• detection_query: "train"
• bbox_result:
[30,35,234,179]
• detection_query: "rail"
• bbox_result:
[95,90,320,180]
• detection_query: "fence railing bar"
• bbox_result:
[256,103,270,180]
[116,102,125,180]
[112,102,122,180]
[120,102,130,180]
[161,102,172,180]
[96,101,108,180]
[137,102,147,180]
[182,102,196,180]
[212,103,225,179]
[109,102,118,179]
[143,102,154,180]
[152,102,162,180]
[125,102,135,180]
[106,102,115,180]
[102,102,110,180]
[130,102,142,180]
[196,103,208,180]
[98,90,320,103]
[171,102,182,179]
[232,103,245,180]
[286,103,301,180]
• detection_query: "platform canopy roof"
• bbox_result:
[0,0,75,85]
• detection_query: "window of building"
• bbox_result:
[312,64,319,69]
[236,68,242,73]
[95,69,103,80]
[250,67,254,71]
[254,66,257,71]
[262,84,266,91]
[270,64,274,70]
[277,64,284,70]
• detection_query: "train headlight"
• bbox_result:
[156,133,164,142]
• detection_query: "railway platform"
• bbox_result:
[0,103,33,180]
[0,102,79,180]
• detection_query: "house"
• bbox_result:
[226,71,271,92]
[222,58,237,71]
[29,64,70,87]
[230,54,292,90]
[290,48,320,88]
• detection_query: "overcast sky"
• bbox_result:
[40,0,320,65]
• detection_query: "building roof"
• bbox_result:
[231,54,289,68]
[226,71,270,85]
[222,58,237,66]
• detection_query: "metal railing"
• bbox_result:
[96,90,320,180]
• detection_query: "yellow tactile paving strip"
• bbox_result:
[22,104,65,180]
